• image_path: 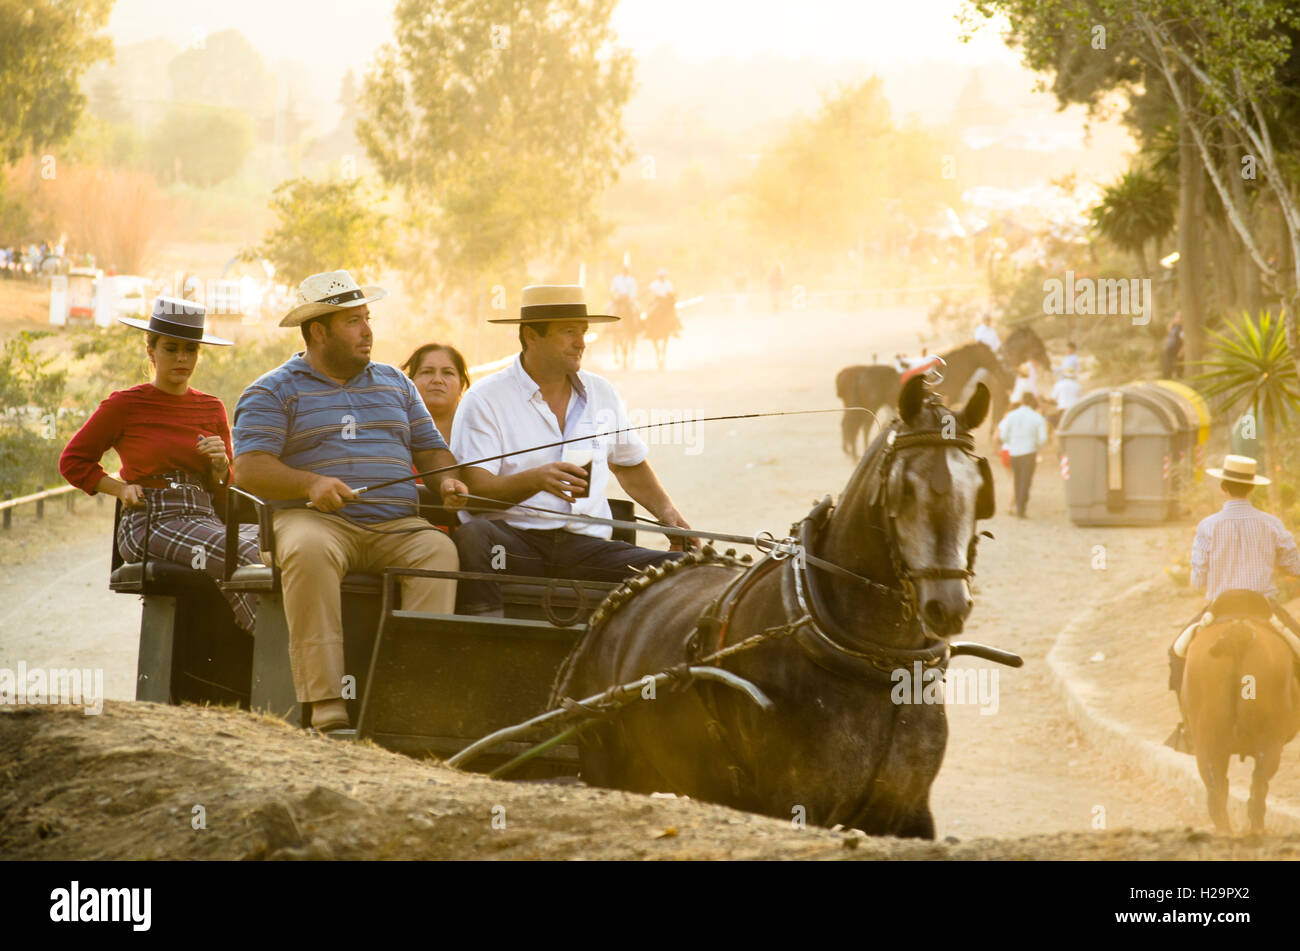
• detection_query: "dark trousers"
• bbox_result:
[452,517,686,613]
[1009,452,1037,517]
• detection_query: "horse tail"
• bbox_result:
[1207,621,1258,742]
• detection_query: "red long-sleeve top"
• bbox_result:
[59,383,232,499]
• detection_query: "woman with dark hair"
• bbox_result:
[402,342,470,444]
[59,298,261,633]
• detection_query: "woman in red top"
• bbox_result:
[60,297,261,633]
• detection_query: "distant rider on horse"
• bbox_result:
[610,264,637,317]
[1167,454,1300,747]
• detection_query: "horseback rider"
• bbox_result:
[648,267,674,303]
[610,264,637,315]
[1167,454,1300,746]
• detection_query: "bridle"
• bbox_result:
[869,417,990,621]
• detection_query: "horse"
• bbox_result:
[550,375,1002,836]
[1181,589,1300,835]
[644,293,681,371]
[1001,323,1051,376]
[610,295,638,369]
[835,343,1011,457]
[835,363,901,457]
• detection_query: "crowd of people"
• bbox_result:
[1,239,95,278]
[59,269,695,734]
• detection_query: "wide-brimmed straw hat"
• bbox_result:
[279,270,387,327]
[1206,454,1271,486]
[119,297,232,346]
[488,284,619,324]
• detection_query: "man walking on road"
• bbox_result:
[997,393,1048,518]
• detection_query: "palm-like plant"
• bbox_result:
[1193,309,1300,497]
[1090,165,1176,276]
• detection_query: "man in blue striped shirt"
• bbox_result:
[233,270,467,734]
[1167,454,1300,748]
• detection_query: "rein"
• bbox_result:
[451,492,890,593]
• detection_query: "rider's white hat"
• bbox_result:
[279,270,387,327]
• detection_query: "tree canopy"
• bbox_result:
[0,0,114,163]
[245,177,393,286]
[357,0,634,293]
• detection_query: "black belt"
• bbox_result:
[135,470,207,489]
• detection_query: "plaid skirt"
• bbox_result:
[116,484,261,633]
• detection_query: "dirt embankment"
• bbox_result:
[6,702,1300,861]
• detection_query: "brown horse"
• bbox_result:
[644,293,681,371]
[610,294,639,369]
[835,342,1014,457]
[1182,589,1300,834]
[551,376,1006,836]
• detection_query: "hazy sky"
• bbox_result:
[106,0,1020,72]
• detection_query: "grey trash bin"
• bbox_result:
[1058,385,1184,525]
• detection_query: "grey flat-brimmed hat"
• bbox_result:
[488,284,619,324]
[119,297,232,345]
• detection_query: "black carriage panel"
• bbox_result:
[355,568,621,775]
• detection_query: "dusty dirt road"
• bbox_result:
[0,301,1261,857]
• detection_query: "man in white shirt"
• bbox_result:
[1048,367,1082,428]
[1009,362,1037,405]
[610,265,637,309]
[996,392,1049,518]
[451,285,693,615]
[648,268,674,301]
[974,314,1000,353]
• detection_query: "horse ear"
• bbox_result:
[899,373,926,424]
[961,382,990,430]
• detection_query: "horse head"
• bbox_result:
[829,374,993,640]
[1004,325,1051,374]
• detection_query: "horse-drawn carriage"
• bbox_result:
[112,485,642,776]
[113,375,1022,835]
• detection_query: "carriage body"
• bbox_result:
[111,487,637,776]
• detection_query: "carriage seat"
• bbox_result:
[1208,589,1273,621]
[111,560,227,592]
[108,497,231,596]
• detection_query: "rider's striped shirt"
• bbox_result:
[1190,498,1300,601]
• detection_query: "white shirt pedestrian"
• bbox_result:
[998,404,1048,457]
[1051,375,1082,412]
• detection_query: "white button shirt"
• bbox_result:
[610,273,637,300]
[974,323,1000,352]
[451,354,649,536]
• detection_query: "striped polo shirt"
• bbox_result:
[233,353,445,524]
[1190,498,1300,601]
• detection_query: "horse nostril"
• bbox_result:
[923,600,947,626]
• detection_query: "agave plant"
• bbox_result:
[1193,309,1300,496]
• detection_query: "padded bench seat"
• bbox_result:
[224,565,380,595]
[110,560,227,594]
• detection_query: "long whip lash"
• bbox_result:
[351,405,876,496]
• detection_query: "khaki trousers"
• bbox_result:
[269,510,458,703]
